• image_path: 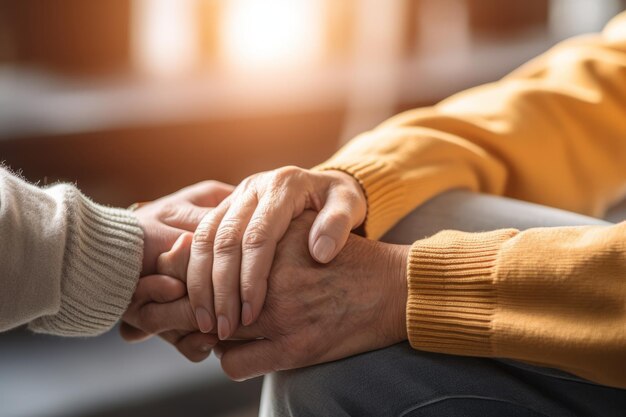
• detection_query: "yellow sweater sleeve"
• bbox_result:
[317,13,626,239]
[317,13,626,388]
[408,224,626,388]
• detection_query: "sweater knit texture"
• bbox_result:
[0,168,143,336]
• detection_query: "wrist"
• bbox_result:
[381,242,410,342]
[132,209,152,275]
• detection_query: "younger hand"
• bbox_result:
[187,167,367,340]
[134,180,234,275]
[121,233,218,362]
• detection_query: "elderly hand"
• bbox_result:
[214,211,410,381]
[186,167,367,341]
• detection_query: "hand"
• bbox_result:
[120,180,233,348]
[214,211,409,381]
[133,180,234,275]
[187,166,367,341]
[121,233,218,362]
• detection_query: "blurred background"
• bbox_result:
[1,1,625,416]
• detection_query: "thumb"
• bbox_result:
[157,233,193,281]
[308,187,366,264]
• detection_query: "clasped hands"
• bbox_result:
[123,168,409,381]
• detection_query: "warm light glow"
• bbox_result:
[132,0,199,77]
[221,0,323,72]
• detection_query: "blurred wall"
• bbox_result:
[0,0,624,206]
[0,110,344,207]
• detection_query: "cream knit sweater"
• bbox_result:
[0,168,143,336]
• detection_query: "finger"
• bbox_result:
[229,322,266,340]
[175,332,219,362]
[178,180,235,207]
[157,233,193,281]
[239,192,295,326]
[158,329,216,362]
[142,223,188,275]
[213,192,258,340]
[133,297,198,334]
[162,204,212,231]
[187,199,231,334]
[213,340,247,360]
[119,322,152,343]
[121,274,186,342]
[131,274,187,307]
[309,186,366,263]
[219,339,284,381]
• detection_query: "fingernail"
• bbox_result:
[242,302,253,326]
[217,315,230,340]
[195,307,213,333]
[313,235,336,263]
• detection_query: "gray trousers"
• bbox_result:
[260,191,626,417]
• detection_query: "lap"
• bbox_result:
[379,190,609,245]
[261,343,626,417]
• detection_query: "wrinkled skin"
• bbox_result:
[216,211,409,380]
[186,167,366,340]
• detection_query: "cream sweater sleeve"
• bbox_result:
[0,168,143,336]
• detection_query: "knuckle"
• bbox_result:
[242,224,273,252]
[239,175,257,190]
[192,219,217,250]
[271,166,302,187]
[192,228,214,251]
[278,165,302,176]
[214,222,243,254]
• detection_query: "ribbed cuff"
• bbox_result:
[314,159,409,239]
[406,229,517,356]
[29,187,144,337]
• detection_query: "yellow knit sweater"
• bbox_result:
[317,12,626,388]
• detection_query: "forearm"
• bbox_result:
[0,168,143,336]
[405,222,626,388]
